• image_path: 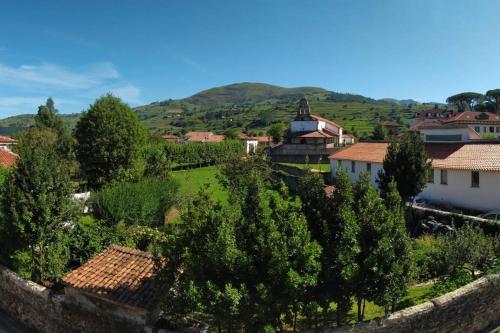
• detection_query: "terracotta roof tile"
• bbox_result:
[185,131,225,142]
[329,142,500,171]
[0,150,18,168]
[62,245,165,310]
[0,135,16,143]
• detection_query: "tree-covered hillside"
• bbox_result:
[0,82,436,136]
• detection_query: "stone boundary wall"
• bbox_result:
[0,265,151,333]
[301,273,500,333]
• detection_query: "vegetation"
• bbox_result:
[371,122,388,140]
[446,92,483,111]
[267,123,287,143]
[377,132,431,203]
[75,94,146,189]
[1,128,72,284]
[163,156,321,332]
[91,178,179,227]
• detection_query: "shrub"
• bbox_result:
[91,178,179,227]
[68,216,112,267]
[412,235,445,282]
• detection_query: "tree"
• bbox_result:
[34,98,73,159]
[372,122,387,140]
[486,89,500,114]
[330,169,359,326]
[352,172,388,321]
[372,181,412,314]
[74,94,146,188]
[165,159,321,332]
[267,123,287,143]
[446,92,484,111]
[1,129,72,283]
[223,128,240,140]
[377,132,431,203]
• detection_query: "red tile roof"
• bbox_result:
[162,134,180,140]
[329,142,389,163]
[443,111,500,124]
[255,135,273,143]
[0,135,16,143]
[185,131,225,142]
[62,245,165,310]
[0,150,18,168]
[311,115,341,128]
[329,142,500,171]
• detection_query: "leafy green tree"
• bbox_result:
[372,122,387,140]
[34,98,73,160]
[352,172,387,321]
[446,92,484,111]
[267,123,287,143]
[485,89,500,114]
[373,181,412,314]
[75,94,146,188]
[330,169,359,326]
[1,129,72,283]
[165,159,321,332]
[438,223,496,279]
[377,132,431,203]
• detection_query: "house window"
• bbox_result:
[428,169,434,183]
[440,170,448,185]
[490,127,495,133]
[496,127,500,133]
[471,171,480,188]
[366,163,372,173]
[351,161,356,173]
[475,126,481,133]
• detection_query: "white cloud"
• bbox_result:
[0,61,120,90]
[0,60,143,116]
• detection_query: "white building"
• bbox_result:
[412,111,500,141]
[329,142,500,211]
[0,135,17,151]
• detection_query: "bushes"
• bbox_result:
[142,140,244,169]
[411,235,445,282]
[91,178,179,227]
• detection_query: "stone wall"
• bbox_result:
[301,273,500,333]
[0,265,149,333]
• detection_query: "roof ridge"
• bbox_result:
[109,245,154,259]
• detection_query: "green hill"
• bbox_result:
[0,82,436,136]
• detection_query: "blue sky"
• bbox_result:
[1,0,500,117]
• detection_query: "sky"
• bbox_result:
[1,0,500,117]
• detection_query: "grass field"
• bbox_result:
[278,162,331,173]
[171,166,228,203]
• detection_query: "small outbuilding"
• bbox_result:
[62,245,165,326]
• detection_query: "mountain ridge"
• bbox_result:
[0,82,432,136]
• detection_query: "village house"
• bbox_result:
[185,131,225,143]
[411,110,500,142]
[329,142,500,211]
[62,245,165,326]
[240,133,273,153]
[0,135,17,151]
[270,98,345,163]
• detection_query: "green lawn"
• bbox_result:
[172,166,228,203]
[279,162,331,173]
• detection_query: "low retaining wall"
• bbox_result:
[0,265,149,333]
[301,273,500,333]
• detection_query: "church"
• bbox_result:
[270,98,346,163]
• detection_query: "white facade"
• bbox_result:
[419,127,479,142]
[290,118,343,142]
[422,169,500,211]
[245,139,258,154]
[330,158,500,211]
[330,159,383,188]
